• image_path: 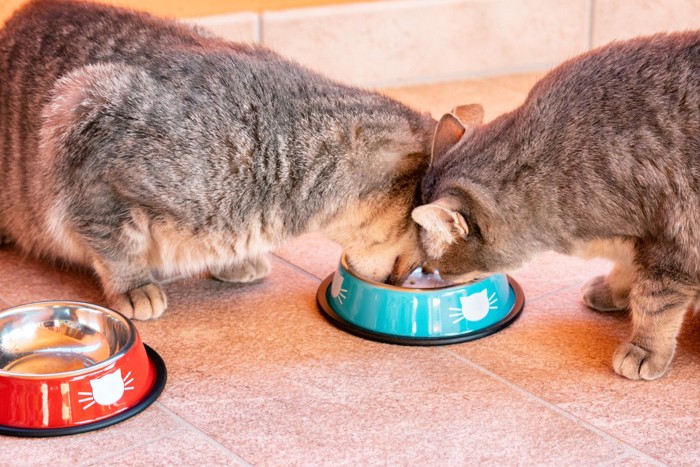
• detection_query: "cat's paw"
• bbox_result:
[212,257,270,283]
[111,283,168,320]
[581,275,629,313]
[612,342,673,380]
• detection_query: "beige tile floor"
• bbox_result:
[2,73,699,466]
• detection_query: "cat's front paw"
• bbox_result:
[212,256,270,283]
[612,342,673,380]
[581,275,628,313]
[111,283,168,320]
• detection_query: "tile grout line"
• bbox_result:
[78,426,191,466]
[587,0,595,50]
[524,282,581,305]
[595,451,647,467]
[270,253,325,283]
[439,347,666,466]
[255,12,263,44]
[156,402,254,466]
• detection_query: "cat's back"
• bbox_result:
[522,31,700,237]
[1,0,219,57]
[526,31,700,128]
[0,0,269,259]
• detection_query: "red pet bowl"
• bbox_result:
[0,301,166,437]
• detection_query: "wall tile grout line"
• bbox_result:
[255,12,263,44]
[586,0,595,50]
[156,402,254,466]
[439,347,667,466]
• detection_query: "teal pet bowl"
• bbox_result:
[317,255,525,345]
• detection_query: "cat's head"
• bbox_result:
[411,105,531,283]
[326,109,435,285]
[341,200,425,286]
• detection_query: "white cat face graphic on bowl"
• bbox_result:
[331,272,348,304]
[78,369,135,410]
[449,290,497,324]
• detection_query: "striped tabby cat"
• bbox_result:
[0,0,434,319]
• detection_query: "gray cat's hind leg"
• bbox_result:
[211,255,270,283]
[581,262,635,312]
[612,270,691,380]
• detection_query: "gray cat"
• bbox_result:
[412,31,700,381]
[0,0,434,320]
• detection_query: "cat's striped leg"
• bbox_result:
[612,272,692,380]
[92,256,167,321]
[82,207,168,320]
[581,261,635,312]
[211,255,270,283]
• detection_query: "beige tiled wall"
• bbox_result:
[188,0,700,87]
[591,0,700,46]
[187,12,260,43]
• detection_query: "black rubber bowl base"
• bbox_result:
[317,275,525,346]
[0,345,167,438]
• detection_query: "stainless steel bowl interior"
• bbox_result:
[341,254,474,292]
[0,302,135,377]
[402,268,451,289]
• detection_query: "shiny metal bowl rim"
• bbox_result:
[340,254,478,293]
[0,300,137,380]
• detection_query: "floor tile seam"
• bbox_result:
[439,347,666,466]
[523,273,604,305]
[596,452,666,467]
[270,254,324,282]
[77,426,191,466]
[0,295,11,308]
[524,282,581,305]
[155,401,254,466]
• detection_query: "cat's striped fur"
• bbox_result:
[0,0,434,319]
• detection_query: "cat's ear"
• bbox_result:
[431,104,484,165]
[412,198,469,256]
[431,113,465,164]
[452,104,484,127]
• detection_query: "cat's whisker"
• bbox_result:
[78,397,94,403]
[82,401,96,410]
